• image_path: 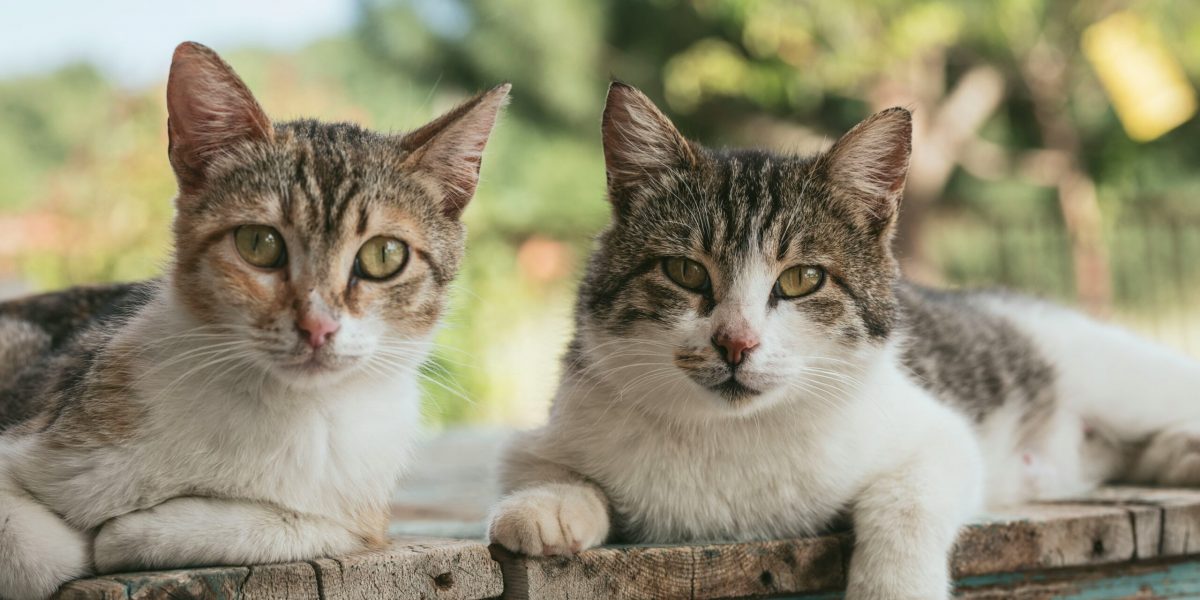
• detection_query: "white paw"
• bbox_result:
[0,504,91,600]
[488,483,609,556]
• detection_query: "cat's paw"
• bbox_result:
[0,501,91,600]
[488,483,609,556]
[1130,425,1200,485]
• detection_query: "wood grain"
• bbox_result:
[54,539,500,600]
[494,535,846,600]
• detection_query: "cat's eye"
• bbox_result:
[355,236,409,280]
[775,265,825,299]
[663,257,710,292]
[234,225,286,269]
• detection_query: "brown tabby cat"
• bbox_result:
[0,42,508,599]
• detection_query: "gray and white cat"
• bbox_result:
[489,82,1200,599]
[0,42,507,599]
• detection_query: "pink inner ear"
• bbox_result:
[600,82,695,197]
[166,42,272,192]
[408,132,488,217]
[400,84,510,217]
[825,108,912,221]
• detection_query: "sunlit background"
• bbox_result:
[2,0,1199,427]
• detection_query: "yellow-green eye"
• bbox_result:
[775,265,825,298]
[355,236,409,280]
[662,257,710,291]
[234,225,286,269]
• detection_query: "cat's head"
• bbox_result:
[575,82,909,417]
[164,42,508,386]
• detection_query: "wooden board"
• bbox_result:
[54,538,502,600]
[493,535,847,600]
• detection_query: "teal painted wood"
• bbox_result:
[956,560,1200,599]
[766,559,1200,599]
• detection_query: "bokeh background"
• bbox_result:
[2,0,1199,427]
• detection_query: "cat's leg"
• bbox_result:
[92,497,367,573]
[1124,420,1200,485]
[0,460,91,600]
[1000,303,1200,439]
[488,432,610,556]
[1006,307,1200,487]
[846,411,983,600]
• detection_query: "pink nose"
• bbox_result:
[712,332,759,366]
[297,313,340,349]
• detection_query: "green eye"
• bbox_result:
[662,257,710,291]
[234,225,286,269]
[775,265,825,298]
[355,236,409,280]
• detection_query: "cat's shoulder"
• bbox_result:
[0,280,158,434]
[0,280,158,349]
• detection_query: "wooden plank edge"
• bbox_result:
[496,500,1170,599]
[54,537,502,600]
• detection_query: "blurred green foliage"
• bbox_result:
[2,0,1200,424]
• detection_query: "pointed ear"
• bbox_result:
[822,107,912,232]
[601,81,696,201]
[167,42,272,194]
[400,84,511,218]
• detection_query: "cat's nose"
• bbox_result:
[297,313,340,349]
[712,332,759,366]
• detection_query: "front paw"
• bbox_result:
[488,483,609,556]
[93,511,155,574]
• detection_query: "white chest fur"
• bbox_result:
[546,360,934,544]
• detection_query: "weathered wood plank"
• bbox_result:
[53,580,129,600]
[311,537,502,600]
[953,503,1136,577]
[54,538,500,600]
[1085,486,1200,557]
[56,564,320,600]
[241,564,321,599]
[497,502,1153,599]
[494,535,847,600]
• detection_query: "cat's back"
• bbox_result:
[0,282,152,431]
[897,283,1057,423]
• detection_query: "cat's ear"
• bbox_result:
[822,107,912,232]
[399,84,511,218]
[601,81,697,201]
[166,42,273,194]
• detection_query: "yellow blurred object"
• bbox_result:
[1082,11,1197,142]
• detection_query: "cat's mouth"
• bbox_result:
[709,377,761,403]
[276,350,352,376]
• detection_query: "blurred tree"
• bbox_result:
[2,0,1200,423]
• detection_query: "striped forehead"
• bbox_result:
[278,126,377,242]
[692,151,812,270]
